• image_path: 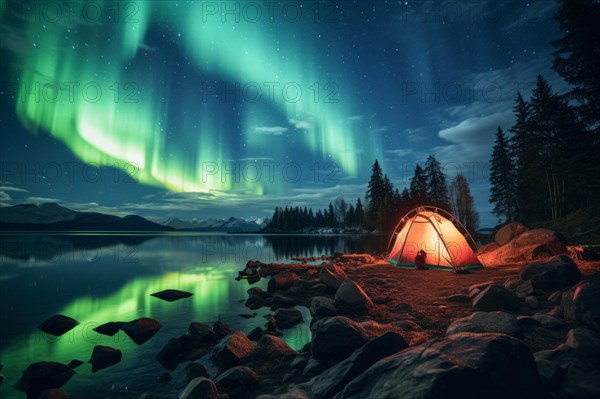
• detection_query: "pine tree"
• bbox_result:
[327,202,336,227]
[449,174,479,233]
[354,198,365,227]
[365,160,387,229]
[409,164,428,205]
[489,126,516,223]
[424,155,450,211]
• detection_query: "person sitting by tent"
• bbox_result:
[415,250,427,270]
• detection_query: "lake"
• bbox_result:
[0,233,385,399]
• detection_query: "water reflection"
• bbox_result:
[0,233,377,399]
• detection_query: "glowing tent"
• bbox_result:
[387,207,483,270]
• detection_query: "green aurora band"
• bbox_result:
[5,1,380,196]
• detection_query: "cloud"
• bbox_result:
[138,42,156,52]
[25,196,61,203]
[347,115,363,122]
[289,119,313,129]
[254,126,288,135]
[384,148,414,158]
[369,127,388,134]
[0,191,12,202]
[0,186,27,192]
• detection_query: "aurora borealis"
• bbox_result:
[1,1,564,225]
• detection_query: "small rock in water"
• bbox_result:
[158,372,172,383]
[185,362,209,383]
[93,322,123,336]
[212,321,232,339]
[67,359,84,369]
[38,315,79,336]
[121,317,162,345]
[151,289,194,302]
[15,361,75,398]
[89,345,122,373]
[39,388,69,398]
[239,313,255,319]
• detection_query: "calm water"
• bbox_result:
[0,233,384,399]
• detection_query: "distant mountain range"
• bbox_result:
[0,203,268,232]
[0,203,171,231]
[160,216,269,232]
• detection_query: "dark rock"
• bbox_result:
[514,279,534,298]
[245,289,273,310]
[179,377,226,399]
[138,393,156,399]
[446,311,521,337]
[184,362,209,383]
[39,389,69,399]
[446,294,471,303]
[158,372,171,383]
[300,332,407,399]
[256,334,297,357]
[121,317,162,345]
[211,331,255,368]
[290,354,309,370]
[311,316,369,361]
[532,313,566,330]
[525,296,539,309]
[319,264,347,291]
[517,315,542,327]
[302,358,328,377]
[155,338,183,371]
[561,280,600,332]
[212,321,232,339]
[15,362,74,399]
[150,289,193,302]
[394,302,412,311]
[93,322,123,336]
[272,294,298,308]
[547,290,563,305]
[336,333,546,399]
[256,390,311,399]
[472,284,520,311]
[468,281,495,295]
[390,319,421,331]
[495,222,528,245]
[267,272,299,292]
[239,313,256,318]
[247,327,265,341]
[89,345,122,373]
[309,283,329,295]
[310,296,337,317]
[521,255,581,291]
[478,228,567,267]
[214,366,259,394]
[66,360,83,369]
[566,327,600,355]
[38,315,79,336]
[273,308,304,329]
[334,279,373,313]
[188,322,218,343]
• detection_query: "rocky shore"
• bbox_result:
[10,224,600,398]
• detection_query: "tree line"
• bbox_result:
[489,0,600,224]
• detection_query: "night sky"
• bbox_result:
[0,1,567,226]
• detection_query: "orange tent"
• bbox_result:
[387,206,483,270]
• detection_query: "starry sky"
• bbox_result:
[0,1,567,226]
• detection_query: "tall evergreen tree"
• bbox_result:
[365,160,388,229]
[354,198,365,227]
[449,174,479,233]
[424,155,450,211]
[409,164,428,205]
[489,126,517,223]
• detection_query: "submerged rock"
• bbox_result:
[93,321,123,336]
[38,315,79,336]
[15,362,75,399]
[121,317,162,345]
[150,289,193,302]
[89,345,122,373]
[66,360,84,369]
[184,362,209,383]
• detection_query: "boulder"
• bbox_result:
[38,315,79,336]
[446,311,521,337]
[273,308,304,329]
[311,317,369,361]
[521,255,581,290]
[336,333,547,399]
[179,377,226,399]
[247,327,265,341]
[272,294,298,308]
[525,296,539,309]
[150,289,193,302]
[299,332,407,399]
[334,279,373,313]
[267,272,299,292]
[66,360,83,369]
[478,228,567,266]
[446,294,471,303]
[256,334,297,357]
[561,280,600,332]
[188,322,218,343]
[495,222,528,245]
[319,264,347,290]
[566,327,600,354]
[88,345,122,373]
[39,389,69,399]
[184,362,209,383]
[514,279,534,298]
[214,366,259,394]
[155,338,183,371]
[310,296,337,317]
[532,313,566,330]
[15,362,75,399]
[212,321,232,339]
[93,321,123,336]
[472,284,520,311]
[121,317,162,345]
[211,331,255,368]
[245,291,273,310]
